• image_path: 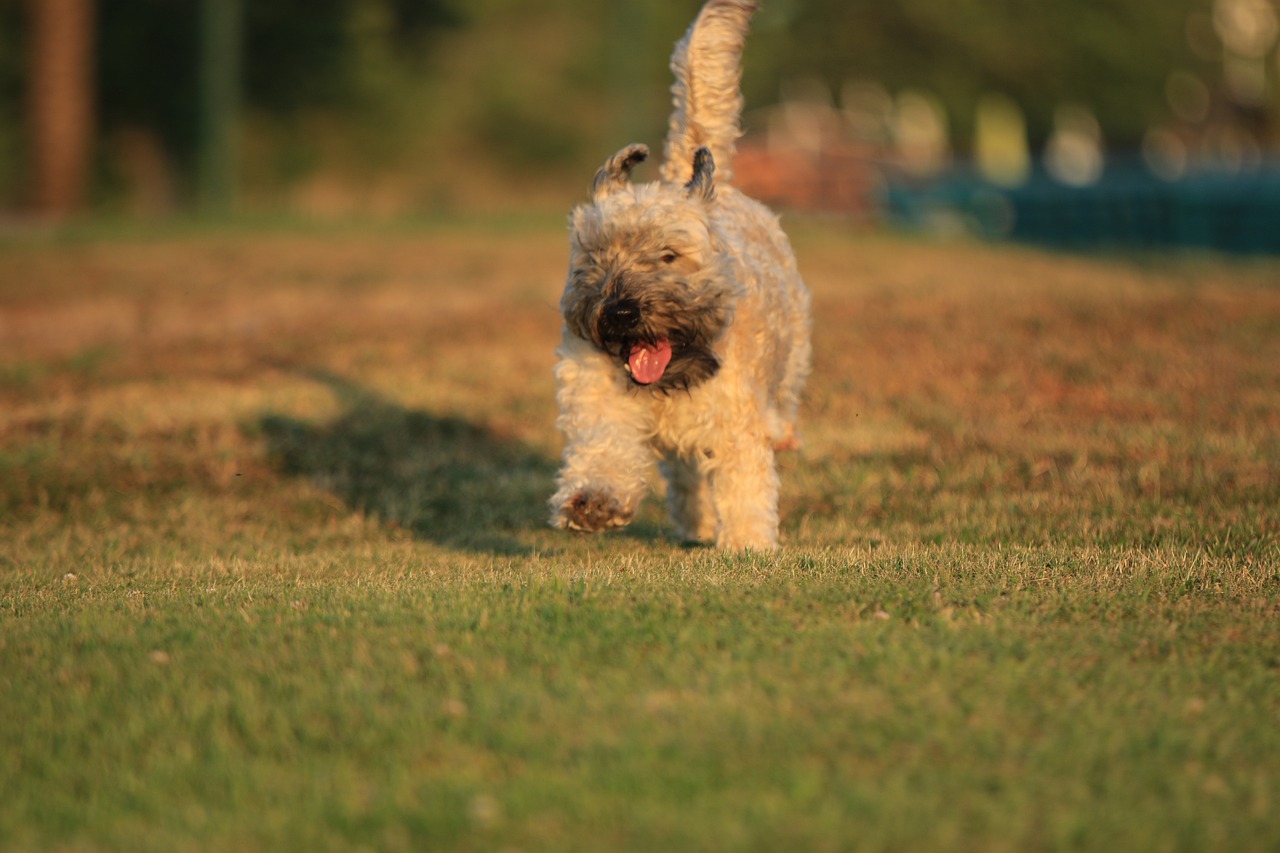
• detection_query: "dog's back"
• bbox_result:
[660,0,758,187]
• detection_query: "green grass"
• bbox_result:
[2,223,1279,851]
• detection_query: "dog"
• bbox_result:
[549,0,811,550]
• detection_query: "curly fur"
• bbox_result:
[550,0,811,551]
[662,0,758,185]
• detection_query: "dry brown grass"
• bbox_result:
[791,233,1280,552]
[2,224,1278,561]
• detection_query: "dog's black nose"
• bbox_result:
[600,298,642,336]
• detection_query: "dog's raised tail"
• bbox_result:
[660,0,758,186]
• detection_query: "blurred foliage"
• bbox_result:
[97,0,202,177]
[94,0,460,194]
[760,0,1213,147]
[0,2,24,201]
[243,0,461,112]
[0,0,1272,214]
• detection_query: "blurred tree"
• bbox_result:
[28,0,95,217]
[198,0,240,213]
[758,0,1212,149]
[0,4,28,203]
[242,0,460,112]
[90,0,461,207]
[1,0,1272,213]
[96,1,206,201]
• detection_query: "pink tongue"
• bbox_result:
[628,340,672,384]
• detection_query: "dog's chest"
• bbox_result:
[647,379,737,457]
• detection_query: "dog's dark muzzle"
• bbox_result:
[598,297,642,342]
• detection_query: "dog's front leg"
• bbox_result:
[706,434,780,551]
[549,347,653,534]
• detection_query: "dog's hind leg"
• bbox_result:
[661,452,716,543]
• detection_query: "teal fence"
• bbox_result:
[885,160,1280,255]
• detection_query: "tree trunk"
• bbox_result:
[198,0,241,214]
[29,0,95,218]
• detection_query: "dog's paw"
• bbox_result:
[557,490,633,533]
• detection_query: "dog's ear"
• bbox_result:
[592,144,649,201]
[685,147,716,202]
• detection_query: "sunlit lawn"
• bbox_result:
[2,221,1278,851]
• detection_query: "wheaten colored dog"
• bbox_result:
[549,0,811,550]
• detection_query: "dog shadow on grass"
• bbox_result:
[257,369,564,555]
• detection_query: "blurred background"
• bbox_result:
[1,0,1278,251]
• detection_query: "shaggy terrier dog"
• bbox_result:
[550,0,811,550]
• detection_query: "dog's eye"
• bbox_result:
[660,250,679,264]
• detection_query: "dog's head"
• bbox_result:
[561,144,737,391]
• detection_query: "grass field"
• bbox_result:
[2,220,1278,851]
